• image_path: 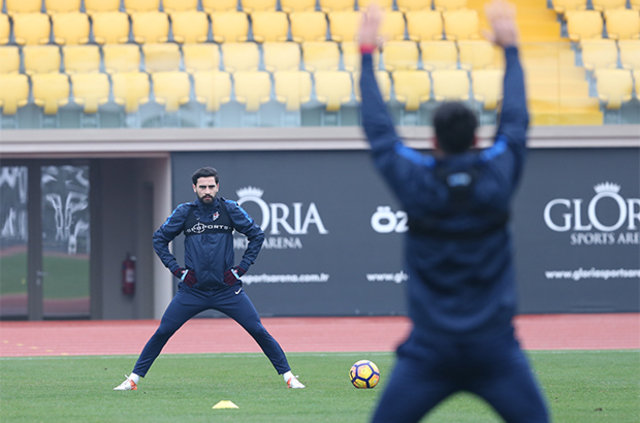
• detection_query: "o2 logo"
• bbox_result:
[371,206,408,234]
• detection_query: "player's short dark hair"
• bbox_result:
[191,167,219,185]
[432,102,478,155]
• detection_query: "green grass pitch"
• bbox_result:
[1,350,638,422]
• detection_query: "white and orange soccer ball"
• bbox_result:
[349,360,380,389]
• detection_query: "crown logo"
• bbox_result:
[236,186,264,198]
[594,182,620,194]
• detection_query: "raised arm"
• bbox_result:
[480,0,528,188]
[484,0,528,150]
[358,6,439,212]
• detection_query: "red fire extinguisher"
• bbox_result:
[122,253,136,296]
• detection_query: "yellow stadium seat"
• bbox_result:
[313,70,353,111]
[407,10,443,41]
[302,41,340,71]
[112,72,150,112]
[32,72,70,115]
[634,70,640,98]
[419,41,457,70]
[0,46,20,73]
[103,44,141,73]
[143,43,181,72]
[280,0,317,13]
[565,10,603,42]
[341,41,379,72]
[396,0,431,12]
[6,0,41,15]
[242,0,277,12]
[392,69,431,111]
[221,42,260,71]
[432,69,470,101]
[604,9,640,40]
[579,39,617,71]
[328,11,359,42]
[193,71,232,112]
[591,0,626,12]
[163,0,198,13]
[202,0,238,13]
[233,70,272,111]
[13,13,51,45]
[341,41,359,72]
[433,0,467,11]
[52,12,90,45]
[124,0,160,13]
[84,0,120,14]
[359,0,394,9]
[183,43,221,73]
[380,11,406,42]
[131,11,169,43]
[0,14,9,44]
[273,70,312,111]
[619,40,640,69]
[443,8,479,40]
[23,45,61,75]
[0,74,29,115]
[594,69,633,109]
[632,0,640,9]
[92,12,130,44]
[319,0,355,12]
[354,70,391,102]
[382,41,419,71]
[250,11,289,43]
[471,69,503,110]
[211,11,249,43]
[377,70,392,102]
[458,40,499,70]
[63,45,101,73]
[151,71,191,112]
[552,0,587,15]
[263,42,301,72]
[45,0,81,14]
[170,11,209,43]
[70,72,110,113]
[290,11,328,43]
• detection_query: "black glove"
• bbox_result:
[172,267,197,287]
[223,266,246,286]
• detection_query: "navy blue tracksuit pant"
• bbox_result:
[371,328,549,423]
[132,285,291,377]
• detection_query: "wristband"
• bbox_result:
[360,44,377,54]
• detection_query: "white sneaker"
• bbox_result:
[113,375,138,391]
[286,375,305,389]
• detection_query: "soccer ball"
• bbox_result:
[349,360,380,389]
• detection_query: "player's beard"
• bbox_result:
[199,193,214,203]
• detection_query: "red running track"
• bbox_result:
[0,314,638,357]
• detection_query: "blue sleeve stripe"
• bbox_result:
[161,202,189,228]
[480,135,508,162]
[394,142,436,168]
[226,199,254,224]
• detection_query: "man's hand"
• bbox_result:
[172,268,197,287]
[358,4,383,50]
[484,0,519,48]
[224,266,246,286]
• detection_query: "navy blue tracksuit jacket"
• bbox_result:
[361,47,528,339]
[153,196,264,290]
